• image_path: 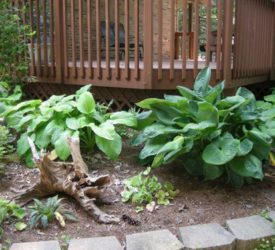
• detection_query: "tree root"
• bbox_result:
[13,137,119,224]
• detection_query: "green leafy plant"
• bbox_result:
[28,196,78,229]
[0,125,14,175]
[255,238,275,250]
[121,167,178,212]
[132,68,275,187]
[0,199,26,239]
[2,85,137,167]
[0,1,34,87]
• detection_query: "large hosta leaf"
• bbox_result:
[216,96,245,110]
[196,101,218,124]
[247,130,272,160]
[194,67,211,96]
[137,98,177,110]
[76,92,95,114]
[237,139,253,156]
[17,133,30,156]
[109,111,137,127]
[35,126,51,149]
[139,136,167,160]
[90,122,114,140]
[177,86,203,101]
[229,154,263,180]
[54,130,72,160]
[95,130,122,160]
[150,103,182,125]
[202,133,240,165]
[203,163,225,181]
[204,81,224,104]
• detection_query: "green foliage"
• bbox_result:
[2,85,137,167]
[121,167,178,212]
[0,199,26,239]
[0,1,34,86]
[28,196,78,229]
[255,238,275,250]
[133,68,275,187]
[0,125,14,175]
[0,84,23,114]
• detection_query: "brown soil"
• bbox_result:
[1,141,275,247]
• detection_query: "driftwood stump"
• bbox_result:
[14,137,119,224]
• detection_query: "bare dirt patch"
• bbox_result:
[1,141,275,247]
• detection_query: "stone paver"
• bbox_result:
[10,240,60,250]
[68,236,123,250]
[226,215,275,249]
[126,229,184,250]
[179,223,235,250]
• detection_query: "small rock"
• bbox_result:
[146,201,156,213]
[188,218,195,225]
[115,165,121,171]
[36,230,46,235]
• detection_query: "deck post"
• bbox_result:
[54,1,64,83]
[223,0,234,87]
[271,4,275,80]
[143,0,153,88]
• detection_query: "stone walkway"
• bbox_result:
[5,213,275,250]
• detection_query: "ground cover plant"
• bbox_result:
[255,238,275,250]
[133,68,275,187]
[121,167,178,212]
[0,199,26,239]
[28,196,77,229]
[1,85,136,166]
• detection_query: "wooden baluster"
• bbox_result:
[125,0,130,80]
[181,0,187,80]
[193,0,199,78]
[96,0,101,79]
[115,0,120,79]
[79,0,84,78]
[87,0,93,79]
[42,0,48,76]
[170,0,175,80]
[70,0,77,78]
[105,0,110,79]
[157,0,163,81]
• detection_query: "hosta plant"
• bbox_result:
[0,199,26,238]
[133,68,275,187]
[28,196,78,229]
[2,85,137,167]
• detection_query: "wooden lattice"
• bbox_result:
[24,83,176,111]
[24,82,274,111]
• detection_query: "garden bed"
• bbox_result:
[1,140,275,245]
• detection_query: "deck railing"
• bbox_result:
[16,0,275,90]
[233,0,275,87]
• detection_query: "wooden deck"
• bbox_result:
[22,0,274,91]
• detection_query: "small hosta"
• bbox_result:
[121,167,178,212]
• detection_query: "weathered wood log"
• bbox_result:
[14,137,119,224]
